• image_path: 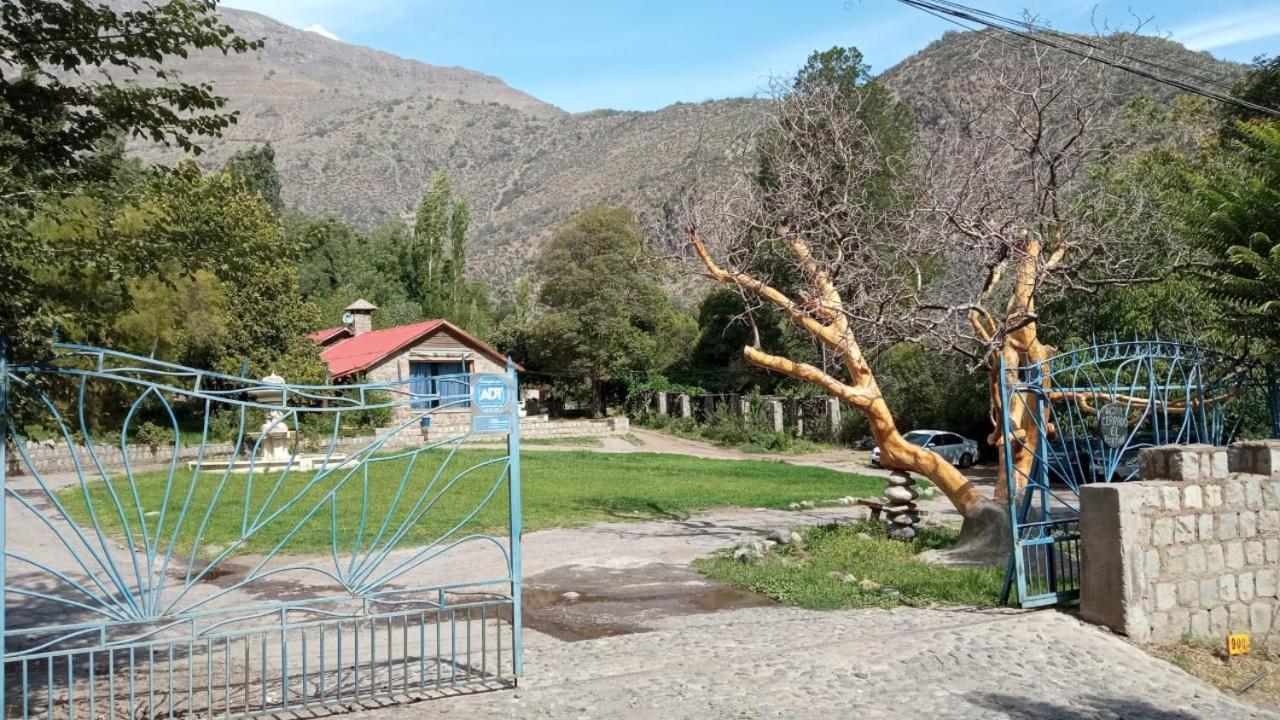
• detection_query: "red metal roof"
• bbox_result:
[312,320,519,379]
[307,326,350,345]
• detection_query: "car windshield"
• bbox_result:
[903,431,932,446]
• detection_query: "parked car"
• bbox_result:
[871,429,979,469]
[1045,434,1152,485]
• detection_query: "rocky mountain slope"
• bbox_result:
[129,4,1243,287]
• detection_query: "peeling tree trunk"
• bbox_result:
[690,230,996,524]
[973,235,1058,503]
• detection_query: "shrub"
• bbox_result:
[133,421,170,451]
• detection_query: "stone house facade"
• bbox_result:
[309,300,516,421]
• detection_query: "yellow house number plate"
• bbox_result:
[1227,633,1251,656]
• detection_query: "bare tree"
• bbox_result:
[663,32,1180,546]
[668,81,999,537]
[917,31,1182,497]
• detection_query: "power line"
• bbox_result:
[894,0,1280,119]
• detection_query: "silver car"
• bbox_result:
[871,429,979,469]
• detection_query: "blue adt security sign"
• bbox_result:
[471,374,514,434]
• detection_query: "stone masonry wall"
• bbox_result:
[1080,441,1280,650]
[9,415,629,476]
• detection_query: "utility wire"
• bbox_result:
[894,0,1280,118]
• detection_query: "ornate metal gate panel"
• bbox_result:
[0,344,522,718]
[998,340,1255,608]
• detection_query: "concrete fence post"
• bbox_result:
[656,391,668,416]
[826,397,842,435]
[766,400,784,432]
[678,394,691,418]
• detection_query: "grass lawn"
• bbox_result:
[57,450,883,556]
[697,521,1004,609]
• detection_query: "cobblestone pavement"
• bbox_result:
[359,605,1277,719]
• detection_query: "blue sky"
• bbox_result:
[221,0,1280,112]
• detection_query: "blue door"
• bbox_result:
[409,361,470,409]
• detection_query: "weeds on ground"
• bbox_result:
[1149,640,1279,710]
[696,520,1004,610]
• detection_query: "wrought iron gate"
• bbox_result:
[998,340,1260,608]
[0,343,522,718]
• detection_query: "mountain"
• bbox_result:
[128,5,1243,287]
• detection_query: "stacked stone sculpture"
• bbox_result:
[883,471,921,540]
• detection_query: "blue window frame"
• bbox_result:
[409,361,470,409]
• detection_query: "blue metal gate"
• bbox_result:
[0,343,522,718]
[998,340,1260,608]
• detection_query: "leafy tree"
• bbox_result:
[1182,121,1280,354]
[406,171,454,316]
[493,276,534,365]
[1222,54,1280,127]
[690,289,787,391]
[0,0,258,362]
[532,206,667,415]
[0,0,257,184]
[224,143,283,214]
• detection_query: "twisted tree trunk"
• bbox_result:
[690,229,989,518]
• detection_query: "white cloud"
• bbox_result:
[1170,7,1280,51]
[221,1,420,34]
[304,24,342,41]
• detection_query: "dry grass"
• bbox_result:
[1149,641,1279,711]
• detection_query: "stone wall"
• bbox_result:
[1080,442,1280,650]
[9,415,629,476]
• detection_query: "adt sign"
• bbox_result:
[471,374,514,434]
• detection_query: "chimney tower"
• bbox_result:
[342,299,377,336]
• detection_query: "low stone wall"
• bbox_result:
[8,415,629,476]
[1080,442,1280,650]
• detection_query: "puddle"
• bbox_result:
[521,563,776,642]
[689,585,775,612]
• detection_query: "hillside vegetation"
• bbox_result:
[126,4,1243,286]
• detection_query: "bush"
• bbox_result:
[133,421,171,450]
[346,391,394,431]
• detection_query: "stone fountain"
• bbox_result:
[190,374,349,473]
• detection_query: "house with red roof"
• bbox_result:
[308,300,517,419]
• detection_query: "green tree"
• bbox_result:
[1182,121,1280,353]
[1222,54,1280,128]
[448,199,471,306]
[407,171,453,316]
[0,0,257,361]
[493,275,534,365]
[532,207,667,415]
[224,143,283,214]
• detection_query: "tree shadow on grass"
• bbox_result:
[584,498,692,522]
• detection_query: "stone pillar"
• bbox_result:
[737,395,751,416]
[794,400,804,437]
[766,400,784,432]
[656,391,668,416]
[678,394,692,418]
[883,471,921,540]
[826,397,842,434]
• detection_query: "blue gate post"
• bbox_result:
[997,355,1023,605]
[0,340,7,715]
[505,358,523,679]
